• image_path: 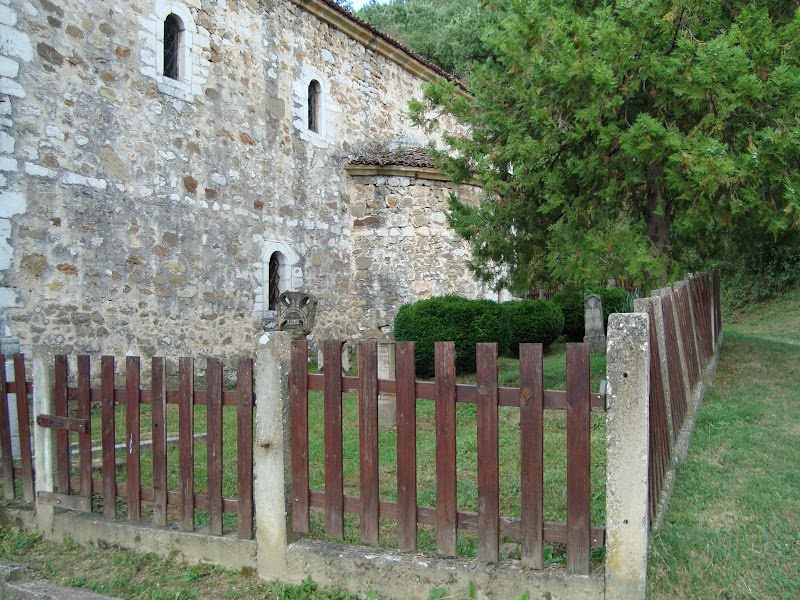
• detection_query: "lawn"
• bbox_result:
[86,402,243,531]
[647,287,800,599]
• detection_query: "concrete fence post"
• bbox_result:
[253,331,293,582]
[605,313,650,600]
[31,347,55,534]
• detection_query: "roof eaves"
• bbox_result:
[289,0,468,93]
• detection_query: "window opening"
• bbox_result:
[308,80,322,133]
[268,253,281,311]
[164,14,183,81]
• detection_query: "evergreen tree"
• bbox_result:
[335,0,354,12]
[357,0,491,76]
[411,1,800,290]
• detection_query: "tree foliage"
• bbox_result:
[357,0,491,76]
[411,1,800,291]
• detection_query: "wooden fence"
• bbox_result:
[0,269,723,589]
[0,354,255,539]
[645,270,721,523]
[289,339,605,573]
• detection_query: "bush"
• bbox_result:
[553,289,585,342]
[393,296,510,377]
[501,300,564,355]
[721,233,800,310]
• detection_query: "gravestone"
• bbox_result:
[584,294,606,353]
[276,291,318,340]
[359,315,397,429]
[376,341,396,429]
[315,341,352,376]
[341,341,354,374]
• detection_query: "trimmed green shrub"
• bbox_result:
[553,289,585,342]
[393,296,510,377]
[501,300,564,355]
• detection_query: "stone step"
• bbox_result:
[0,559,119,600]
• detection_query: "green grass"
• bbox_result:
[0,526,365,599]
[648,287,800,599]
[84,402,243,531]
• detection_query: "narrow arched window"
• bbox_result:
[308,80,322,133]
[268,252,281,311]
[164,14,183,81]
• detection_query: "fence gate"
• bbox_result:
[290,339,606,573]
[32,354,256,539]
[36,355,92,512]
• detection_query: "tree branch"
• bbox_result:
[668,6,686,55]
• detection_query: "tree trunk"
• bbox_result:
[643,166,671,255]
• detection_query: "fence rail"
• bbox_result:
[290,339,604,573]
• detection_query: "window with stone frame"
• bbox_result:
[308,80,322,133]
[163,14,183,81]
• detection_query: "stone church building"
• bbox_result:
[0,0,492,362]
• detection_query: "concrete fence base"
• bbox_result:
[49,512,257,571]
[286,539,604,600]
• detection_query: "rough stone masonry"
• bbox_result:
[0,0,492,366]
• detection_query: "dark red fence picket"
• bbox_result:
[644,302,671,522]
[675,286,701,390]
[289,339,605,573]
[713,269,722,345]
[660,294,688,438]
[0,354,34,502]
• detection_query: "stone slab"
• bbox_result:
[0,559,119,600]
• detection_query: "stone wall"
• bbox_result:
[0,0,489,364]
[347,171,489,335]
[0,0,33,356]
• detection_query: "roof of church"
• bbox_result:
[311,0,462,87]
[349,146,436,168]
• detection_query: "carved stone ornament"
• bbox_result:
[276,291,318,338]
